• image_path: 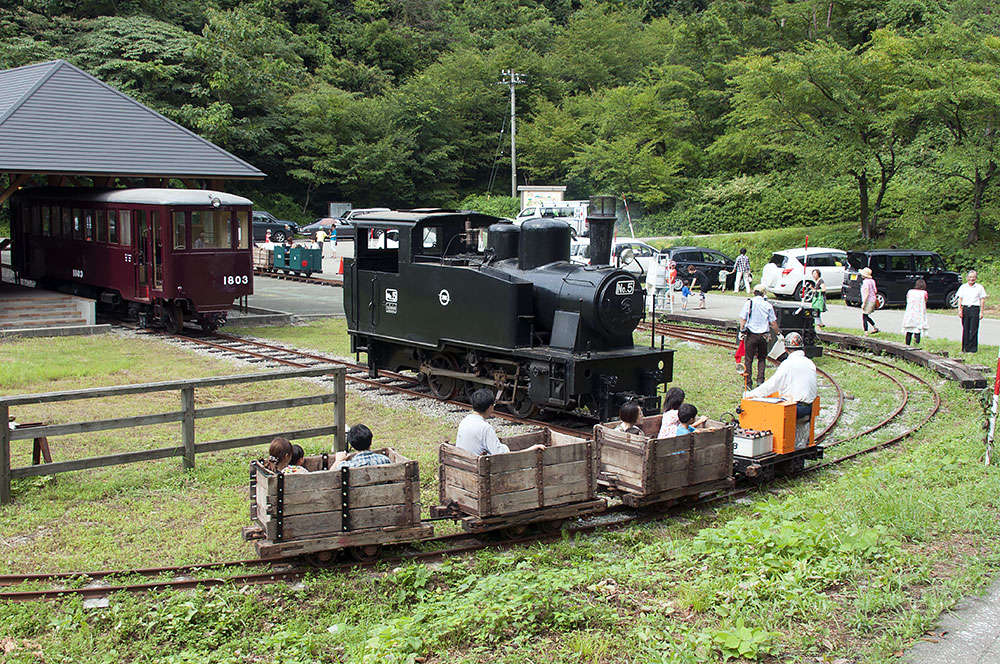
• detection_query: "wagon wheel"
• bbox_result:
[538,518,566,534]
[500,524,530,539]
[426,353,459,400]
[163,303,184,334]
[348,544,382,562]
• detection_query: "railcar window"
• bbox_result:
[61,208,70,238]
[71,209,81,240]
[31,206,41,235]
[108,210,119,244]
[120,210,131,246]
[173,212,187,250]
[237,210,249,249]
[153,213,163,286]
[41,207,50,236]
[190,210,231,249]
[84,211,94,241]
[96,210,107,243]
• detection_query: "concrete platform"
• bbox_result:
[246,273,345,317]
[907,577,1000,664]
[0,282,99,335]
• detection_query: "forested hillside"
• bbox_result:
[2,0,999,248]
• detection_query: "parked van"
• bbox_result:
[842,250,961,309]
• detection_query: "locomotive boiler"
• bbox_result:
[343,210,673,420]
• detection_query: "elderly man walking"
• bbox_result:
[957,270,987,353]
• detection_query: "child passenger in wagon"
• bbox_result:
[333,424,391,469]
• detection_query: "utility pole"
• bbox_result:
[499,70,525,199]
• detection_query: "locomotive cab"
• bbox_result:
[344,210,674,421]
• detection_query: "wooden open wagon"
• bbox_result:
[244,448,432,559]
[594,415,734,508]
[433,428,605,533]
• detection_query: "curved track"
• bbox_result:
[1,321,942,602]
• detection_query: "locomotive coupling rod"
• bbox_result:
[418,364,494,384]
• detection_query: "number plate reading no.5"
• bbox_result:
[615,280,635,296]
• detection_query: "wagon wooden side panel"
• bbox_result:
[249,448,428,556]
[438,428,600,519]
[595,417,733,506]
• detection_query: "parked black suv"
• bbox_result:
[252,211,299,243]
[659,246,736,289]
[842,250,961,309]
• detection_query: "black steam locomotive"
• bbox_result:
[342,210,673,420]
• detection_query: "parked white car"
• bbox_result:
[760,248,848,299]
[570,239,658,276]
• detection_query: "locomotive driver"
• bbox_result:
[744,332,817,421]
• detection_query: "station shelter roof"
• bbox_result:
[0,60,265,182]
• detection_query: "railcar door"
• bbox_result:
[133,210,153,300]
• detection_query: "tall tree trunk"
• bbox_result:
[967,162,996,245]
[857,172,871,240]
[871,172,891,240]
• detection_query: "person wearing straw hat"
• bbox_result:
[859,267,880,335]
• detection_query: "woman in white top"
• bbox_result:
[656,387,686,438]
[901,279,928,346]
[957,270,987,353]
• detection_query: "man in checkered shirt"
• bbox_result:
[733,248,752,293]
[333,424,391,469]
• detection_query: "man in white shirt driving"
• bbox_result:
[745,332,817,420]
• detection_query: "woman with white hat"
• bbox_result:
[859,267,880,335]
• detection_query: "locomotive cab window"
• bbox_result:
[357,226,399,273]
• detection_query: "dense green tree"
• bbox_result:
[726,30,920,239]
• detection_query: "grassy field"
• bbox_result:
[1,324,997,663]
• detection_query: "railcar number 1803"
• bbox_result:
[223,275,250,286]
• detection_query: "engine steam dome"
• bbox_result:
[486,223,520,261]
[518,218,571,270]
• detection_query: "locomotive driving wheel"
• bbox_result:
[426,353,459,400]
[509,392,538,419]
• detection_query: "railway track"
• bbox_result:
[252,268,342,288]
[1,322,942,602]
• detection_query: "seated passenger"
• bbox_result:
[284,444,309,474]
[656,387,685,438]
[615,401,644,435]
[675,403,702,436]
[263,437,293,473]
[456,389,544,455]
[333,424,391,469]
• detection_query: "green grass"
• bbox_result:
[1,326,997,663]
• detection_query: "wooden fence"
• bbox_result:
[0,366,347,504]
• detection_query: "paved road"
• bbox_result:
[247,274,344,316]
[671,291,997,344]
[907,577,1000,663]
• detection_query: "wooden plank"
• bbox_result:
[255,523,434,559]
[7,410,186,441]
[620,477,734,508]
[346,464,409,487]
[441,482,479,514]
[181,387,195,470]
[483,447,537,473]
[0,367,342,407]
[195,393,335,419]
[347,482,408,509]
[648,470,690,493]
[10,446,184,479]
[542,460,589,486]
[549,430,587,446]
[652,452,691,475]
[442,465,481,493]
[543,479,591,505]
[501,429,547,451]
[461,498,606,533]
[439,445,479,473]
[334,369,346,452]
[490,467,535,494]
[599,445,644,473]
[263,510,342,541]
[490,487,540,514]
[268,488,341,516]
[194,425,342,455]
[541,443,587,466]
[349,503,412,529]
[599,461,643,485]
[0,405,9,504]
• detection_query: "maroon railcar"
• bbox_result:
[10,187,254,331]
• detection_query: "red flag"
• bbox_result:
[735,338,746,363]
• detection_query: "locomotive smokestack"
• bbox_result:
[586,195,617,266]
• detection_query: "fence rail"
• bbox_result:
[1,366,347,504]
